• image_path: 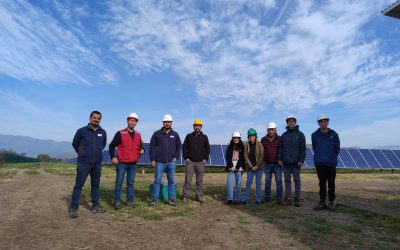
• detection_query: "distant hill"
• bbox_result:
[0,134,75,159]
[0,150,39,163]
[371,145,400,150]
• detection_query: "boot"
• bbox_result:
[313,201,327,211]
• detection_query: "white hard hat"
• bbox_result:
[317,114,329,122]
[232,132,241,138]
[267,122,277,129]
[127,113,139,121]
[286,114,297,122]
[162,114,173,122]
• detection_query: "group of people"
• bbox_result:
[69,111,340,218]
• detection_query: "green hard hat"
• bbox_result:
[247,128,257,136]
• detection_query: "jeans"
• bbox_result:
[265,164,283,200]
[316,165,336,202]
[114,163,137,203]
[71,163,102,209]
[183,160,205,199]
[283,165,301,200]
[242,168,263,202]
[152,161,176,201]
[226,171,242,201]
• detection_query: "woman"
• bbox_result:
[242,128,265,205]
[225,132,245,205]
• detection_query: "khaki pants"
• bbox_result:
[183,160,205,199]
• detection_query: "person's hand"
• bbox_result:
[139,149,144,155]
[186,158,190,163]
[230,167,236,172]
[203,159,207,163]
[252,166,257,171]
[278,161,283,166]
[151,161,156,167]
[298,162,303,168]
[173,157,176,161]
[111,158,118,165]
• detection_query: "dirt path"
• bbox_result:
[0,170,303,250]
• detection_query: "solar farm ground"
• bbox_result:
[0,163,399,249]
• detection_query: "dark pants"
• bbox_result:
[283,165,301,200]
[316,165,336,202]
[183,160,205,199]
[71,163,102,209]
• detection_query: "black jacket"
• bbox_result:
[278,125,306,166]
[183,132,210,162]
[72,124,107,164]
[225,144,245,172]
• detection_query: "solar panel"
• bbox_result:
[382,150,400,168]
[370,149,393,169]
[358,149,381,169]
[347,148,369,168]
[304,148,314,168]
[338,149,356,168]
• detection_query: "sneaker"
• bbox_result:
[327,201,337,212]
[114,202,121,210]
[149,199,158,207]
[168,199,177,207]
[195,197,204,204]
[284,197,292,205]
[70,208,78,218]
[126,201,137,208]
[276,199,283,205]
[91,205,106,213]
[294,199,301,207]
[227,200,233,205]
[313,201,327,211]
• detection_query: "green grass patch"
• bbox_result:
[24,169,40,175]
[0,169,18,179]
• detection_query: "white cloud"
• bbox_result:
[101,0,400,115]
[0,1,117,85]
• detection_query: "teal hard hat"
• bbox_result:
[247,128,257,136]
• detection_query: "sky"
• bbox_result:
[0,0,399,148]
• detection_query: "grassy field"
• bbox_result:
[1,162,400,249]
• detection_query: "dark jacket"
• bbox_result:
[149,128,181,162]
[72,124,107,164]
[312,128,340,167]
[278,125,306,166]
[183,132,210,162]
[261,135,281,164]
[225,144,245,172]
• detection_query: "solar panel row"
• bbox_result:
[65,144,400,169]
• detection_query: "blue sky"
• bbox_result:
[0,0,399,148]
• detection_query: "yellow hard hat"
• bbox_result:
[193,119,203,125]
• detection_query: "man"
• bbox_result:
[149,114,181,207]
[109,113,144,210]
[182,119,210,203]
[242,128,265,205]
[312,114,340,212]
[70,111,107,218]
[278,115,306,207]
[261,122,283,205]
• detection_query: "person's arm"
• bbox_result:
[72,128,82,154]
[311,133,316,151]
[109,132,121,164]
[243,143,253,169]
[335,132,341,156]
[256,142,265,167]
[204,135,210,162]
[182,134,189,161]
[278,136,283,166]
[149,132,157,166]
[174,133,182,161]
[299,132,306,165]
[102,130,107,150]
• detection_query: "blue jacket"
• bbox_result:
[72,124,107,164]
[149,128,181,162]
[312,128,340,167]
[278,125,306,166]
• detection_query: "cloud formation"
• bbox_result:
[102,0,400,114]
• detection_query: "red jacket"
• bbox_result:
[117,129,142,163]
[261,135,281,164]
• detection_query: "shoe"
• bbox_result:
[149,199,158,207]
[227,200,233,205]
[284,197,292,205]
[91,205,106,213]
[195,197,204,204]
[114,202,121,210]
[294,199,301,207]
[264,198,271,203]
[313,201,327,211]
[70,208,78,218]
[256,201,262,205]
[232,200,239,205]
[276,199,283,205]
[242,200,248,205]
[327,201,337,212]
[168,199,177,207]
[126,201,137,208]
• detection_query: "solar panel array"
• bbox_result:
[65,143,400,169]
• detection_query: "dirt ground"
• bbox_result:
[0,169,399,250]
